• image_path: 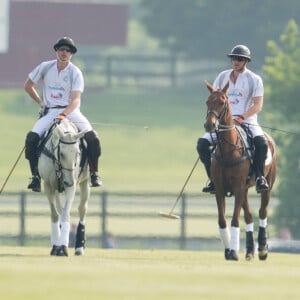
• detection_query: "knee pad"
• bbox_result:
[197,138,212,162]
[84,130,101,157]
[25,131,40,159]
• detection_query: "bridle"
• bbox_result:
[206,91,235,132]
[52,137,79,172]
[41,125,81,192]
[206,91,248,167]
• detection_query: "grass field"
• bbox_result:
[0,247,299,300]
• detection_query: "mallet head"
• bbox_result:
[158,212,180,219]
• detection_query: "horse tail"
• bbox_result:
[264,132,277,188]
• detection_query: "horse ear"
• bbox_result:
[55,125,65,139]
[222,81,230,93]
[205,80,214,93]
[75,130,88,140]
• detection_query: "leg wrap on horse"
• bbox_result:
[197,138,212,178]
[25,131,40,175]
[253,136,268,176]
[84,130,101,173]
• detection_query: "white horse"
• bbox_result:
[38,119,90,256]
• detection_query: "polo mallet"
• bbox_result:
[158,156,200,219]
[0,145,25,194]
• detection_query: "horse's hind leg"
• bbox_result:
[75,222,86,256]
[258,190,270,260]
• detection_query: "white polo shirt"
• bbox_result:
[213,68,264,126]
[29,60,93,135]
[29,60,84,108]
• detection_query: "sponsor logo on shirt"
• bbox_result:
[49,86,65,91]
[51,92,63,99]
[228,91,243,97]
[228,90,243,105]
[230,99,240,105]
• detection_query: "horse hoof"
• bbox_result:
[56,245,68,257]
[258,249,268,260]
[75,247,84,256]
[224,248,231,260]
[225,249,239,261]
[50,245,60,256]
[258,244,268,260]
[245,252,254,261]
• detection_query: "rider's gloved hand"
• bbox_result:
[234,115,244,125]
[54,113,66,124]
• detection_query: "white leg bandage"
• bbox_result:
[59,222,70,246]
[259,218,267,228]
[246,222,254,232]
[51,222,61,246]
[230,226,240,251]
[219,227,230,249]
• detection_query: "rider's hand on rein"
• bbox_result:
[234,115,244,125]
[54,113,66,124]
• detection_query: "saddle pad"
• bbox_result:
[236,125,272,165]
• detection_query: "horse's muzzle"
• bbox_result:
[204,120,218,133]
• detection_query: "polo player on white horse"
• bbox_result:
[24,36,102,192]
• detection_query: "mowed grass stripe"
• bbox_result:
[0,247,299,300]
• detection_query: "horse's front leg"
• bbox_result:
[215,193,231,260]
[74,178,90,256]
[228,192,244,261]
[44,184,61,255]
[242,192,255,261]
[258,190,270,260]
[57,186,76,256]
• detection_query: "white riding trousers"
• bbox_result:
[32,108,93,137]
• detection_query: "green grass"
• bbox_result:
[0,87,210,193]
[0,247,299,300]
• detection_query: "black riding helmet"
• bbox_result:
[53,37,77,54]
[227,45,251,62]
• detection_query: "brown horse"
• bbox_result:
[204,81,277,261]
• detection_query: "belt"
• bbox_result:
[46,105,67,109]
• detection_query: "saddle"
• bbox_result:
[235,123,254,159]
[234,122,255,182]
